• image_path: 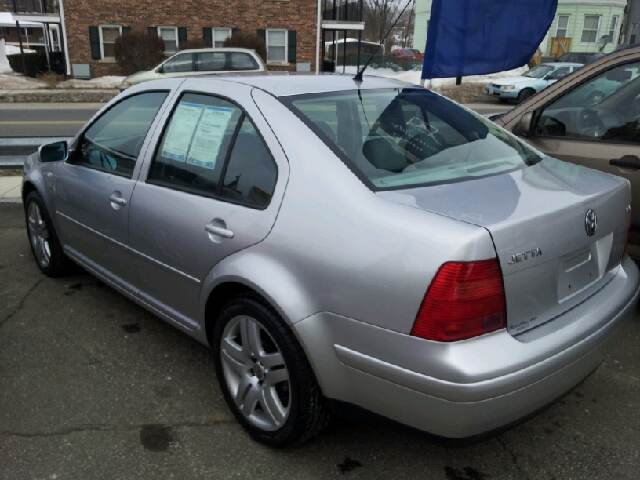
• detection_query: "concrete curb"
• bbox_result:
[0,89,119,103]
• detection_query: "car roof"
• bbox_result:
[541,62,583,67]
[183,72,412,97]
[174,47,258,54]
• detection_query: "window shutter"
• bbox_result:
[288,30,296,63]
[203,27,212,45]
[89,26,101,60]
[178,27,188,44]
[148,27,157,37]
[232,28,240,36]
[257,29,266,41]
[122,27,131,35]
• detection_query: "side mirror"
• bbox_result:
[156,66,164,73]
[38,141,68,163]
[519,111,535,137]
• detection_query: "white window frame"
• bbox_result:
[158,26,179,54]
[609,15,620,43]
[266,28,288,65]
[99,25,122,60]
[580,14,601,44]
[555,14,570,38]
[212,27,232,48]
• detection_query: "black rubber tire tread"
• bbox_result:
[517,88,535,104]
[24,191,72,277]
[213,293,328,447]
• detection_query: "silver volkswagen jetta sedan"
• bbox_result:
[22,74,640,447]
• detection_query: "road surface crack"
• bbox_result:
[0,277,44,329]
[497,436,530,480]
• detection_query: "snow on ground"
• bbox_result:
[57,76,125,89]
[341,65,529,86]
[4,45,36,56]
[0,73,47,89]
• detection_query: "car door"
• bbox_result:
[53,91,171,288]
[127,87,287,328]
[517,60,640,254]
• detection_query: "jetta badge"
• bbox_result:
[585,209,597,236]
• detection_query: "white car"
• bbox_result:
[120,48,266,90]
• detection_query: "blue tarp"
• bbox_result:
[422,0,558,79]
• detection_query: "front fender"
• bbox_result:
[199,248,319,328]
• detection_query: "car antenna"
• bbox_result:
[354,0,415,83]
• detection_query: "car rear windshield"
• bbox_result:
[281,88,541,190]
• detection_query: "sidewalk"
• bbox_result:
[0,174,22,202]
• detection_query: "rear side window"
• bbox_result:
[196,52,226,71]
[229,52,259,70]
[148,93,277,207]
[282,88,541,190]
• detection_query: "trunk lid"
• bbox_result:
[377,158,630,336]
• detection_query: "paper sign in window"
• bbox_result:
[186,106,235,169]
[161,102,204,161]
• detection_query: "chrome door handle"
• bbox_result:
[109,193,127,206]
[205,224,234,239]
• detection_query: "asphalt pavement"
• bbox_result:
[1,202,639,479]
[0,103,510,138]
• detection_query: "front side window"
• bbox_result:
[283,88,541,190]
[213,27,232,48]
[547,66,571,81]
[99,25,121,59]
[524,65,554,79]
[266,29,287,63]
[632,23,640,44]
[148,93,277,207]
[162,53,193,73]
[159,26,178,54]
[581,15,601,44]
[556,15,570,38]
[535,61,640,141]
[73,92,168,177]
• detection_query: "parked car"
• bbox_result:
[390,48,424,60]
[485,62,583,103]
[556,52,605,65]
[23,74,639,447]
[496,46,640,257]
[120,48,266,90]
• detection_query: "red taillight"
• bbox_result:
[411,259,507,342]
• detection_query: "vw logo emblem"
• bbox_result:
[585,209,597,236]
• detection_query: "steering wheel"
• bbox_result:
[577,108,606,138]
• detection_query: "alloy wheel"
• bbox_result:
[27,202,51,269]
[220,315,291,431]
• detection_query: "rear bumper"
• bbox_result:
[294,256,639,438]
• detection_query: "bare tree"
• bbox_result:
[363,0,415,53]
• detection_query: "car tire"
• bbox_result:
[24,191,72,277]
[517,88,535,104]
[213,294,328,447]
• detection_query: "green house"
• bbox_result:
[413,0,626,58]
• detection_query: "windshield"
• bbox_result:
[403,49,420,55]
[524,65,554,78]
[282,88,541,190]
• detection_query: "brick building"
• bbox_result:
[3,0,323,77]
[66,0,319,77]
